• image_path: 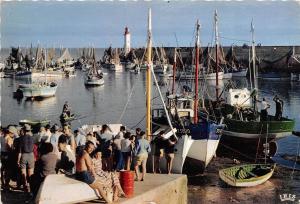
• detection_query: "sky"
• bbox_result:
[1,0,300,48]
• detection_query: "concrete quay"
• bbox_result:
[118,174,187,204]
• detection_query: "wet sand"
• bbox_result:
[188,157,300,204]
[1,157,300,204]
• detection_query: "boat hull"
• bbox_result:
[84,77,104,86]
[35,174,100,204]
[186,122,222,168]
[223,118,295,139]
[232,68,248,77]
[20,84,57,98]
[222,72,232,79]
[177,71,224,80]
[14,71,32,79]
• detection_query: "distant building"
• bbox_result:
[124,27,131,56]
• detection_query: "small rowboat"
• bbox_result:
[35,174,101,204]
[19,119,50,127]
[219,164,276,187]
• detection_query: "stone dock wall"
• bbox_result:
[134,45,300,71]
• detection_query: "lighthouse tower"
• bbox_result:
[124,27,131,56]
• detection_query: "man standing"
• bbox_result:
[273,95,284,120]
[17,124,34,193]
[260,98,270,121]
[134,132,151,181]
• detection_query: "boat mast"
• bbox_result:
[251,20,258,112]
[172,48,177,94]
[215,10,219,102]
[146,8,152,140]
[45,48,47,84]
[251,20,257,90]
[93,48,96,75]
[194,20,200,124]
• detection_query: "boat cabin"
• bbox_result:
[224,88,251,108]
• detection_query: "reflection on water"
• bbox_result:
[1,72,300,156]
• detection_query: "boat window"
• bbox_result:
[234,95,239,99]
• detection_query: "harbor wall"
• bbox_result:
[134,45,300,72]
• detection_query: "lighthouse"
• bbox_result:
[124,27,131,56]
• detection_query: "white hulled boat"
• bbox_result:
[84,48,104,86]
[20,48,57,98]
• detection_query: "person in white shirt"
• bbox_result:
[260,98,270,121]
[121,132,132,170]
[113,126,125,170]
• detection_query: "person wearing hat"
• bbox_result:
[1,126,17,190]
[17,124,34,192]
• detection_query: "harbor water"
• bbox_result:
[1,69,300,203]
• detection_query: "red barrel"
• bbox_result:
[120,170,134,198]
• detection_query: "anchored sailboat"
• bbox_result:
[20,48,58,99]
[84,48,104,86]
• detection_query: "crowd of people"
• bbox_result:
[0,123,178,203]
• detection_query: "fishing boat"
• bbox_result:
[176,69,224,80]
[153,20,224,171]
[232,67,248,77]
[14,70,32,79]
[219,164,275,187]
[108,48,122,71]
[218,21,295,140]
[154,46,169,74]
[20,82,58,98]
[20,49,58,99]
[225,45,248,77]
[84,48,104,86]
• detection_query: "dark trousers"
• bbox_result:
[275,111,282,120]
[114,150,124,170]
[260,109,268,121]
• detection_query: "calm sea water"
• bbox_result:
[1,69,300,157]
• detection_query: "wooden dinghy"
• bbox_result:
[19,119,50,127]
[35,174,100,204]
[219,164,276,187]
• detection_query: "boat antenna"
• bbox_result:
[146,8,152,141]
